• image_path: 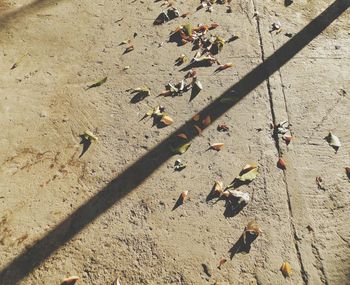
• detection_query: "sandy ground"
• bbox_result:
[0,0,349,284]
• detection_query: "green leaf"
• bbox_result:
[87,77,107,90]
[236,164,259,182]
[171,142,191,154]
[183,24,192,36]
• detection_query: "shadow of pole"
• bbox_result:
[0,0,349,283]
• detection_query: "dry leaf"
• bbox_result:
[213,181,223,195]
[215,63,234,72]
[243,221,262,244]
[185,69,197,79]
[10,53,29,70]
[218,258,227,269]
[192,114,200,121]
[236,164,259,182]
[194,79,203,90]
[183,23,192,36]
[193,125,202,135]
[86,77,107,90]
[124,45,134,53]
[177,133,188,140]
[210,143,224,151]
[277,158,286,170]
[222,190,250,207]
[123,66,130,70]
[316,176,325,190]
[171,142,191,154]
[83,130,98,142]
[280,261,292,277]
[282,135,292,145]
[217,124,229,132]
[120,39,131,45]
[180,190,188,202]
[202,115,211,127]
[161,114,174,126]
[112,277,121,285]
[176,54,188,64]
[325,132,341,152]
[62,276,80,284]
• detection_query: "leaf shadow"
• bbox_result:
[229,233,258,259]
[223,199,245,218]
[79,136,91,158]
[130,91,149,104]
[190,84,201,101]
[180,60,214,72]
[172,194,184,211]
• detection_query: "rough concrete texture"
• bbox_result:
[0,0,349,284]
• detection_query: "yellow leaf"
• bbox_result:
[236,163,258,182]
[210,143,224,151]
[161,114,174,126]
[83,130,98,142]
[171,142,191,154]
[281,261,292,277]
[62,276,79,284]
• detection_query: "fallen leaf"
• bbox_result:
[119,39,131,45]
[277,158,286,170]
[183,23,192,36]
[217,124,229,132]
[213,181,223,195]
[218,258,227,269]
[316,176,325,190]
[185,69,197,78]
[280,261,292,278]
[123,66,130,70]
[177,133,188,140]
[62,276,80,284]
[112,277,121,285]
[222,190,250,207]
[181,12,190,17]
[215,63,234,72]
[243,221,262,244]
[10,53,29,70]
[202,115,211,127]
[192,114,200,121]
[171,142,191,154]
[282,135,292,145]
[159,90,173,97]
[180,190,188,202]
[325,132,341,152]
[176,54,188,64]
[86,77,107,90]
[194,79,203,91]
[124,45,134,53]
[236,164,259,182]
[83,130,98,142]
[193,125,202,135]
[160,114,174,126]
[210,143,224,151]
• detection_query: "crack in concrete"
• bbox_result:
[251,0,309,283]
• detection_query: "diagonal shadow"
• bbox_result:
[0,0,68,26]
[0,0,349,283]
